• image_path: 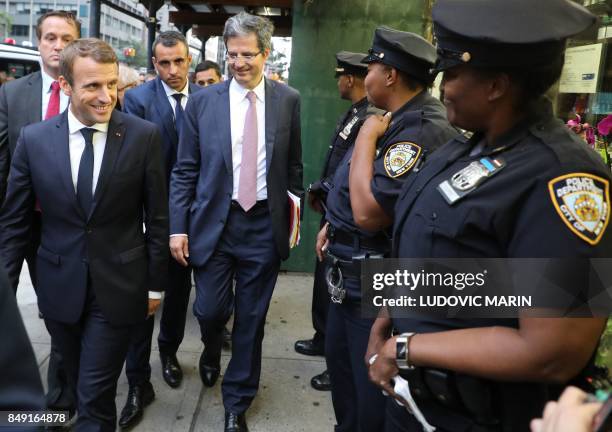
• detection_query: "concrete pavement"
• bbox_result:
[16,269,335,431]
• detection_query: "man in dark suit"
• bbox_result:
[194,60,223,87]
[0,10,80,420]
[119,30,201,429]
[0,262,45,427]
[0,39,168,431]
[170,12,303,432]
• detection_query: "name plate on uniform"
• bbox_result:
[438,157,505,205]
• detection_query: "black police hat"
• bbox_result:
[362,26,437,84]
[335,51,368,78]
[433,0,596,72]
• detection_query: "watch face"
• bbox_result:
[396,334,415,370]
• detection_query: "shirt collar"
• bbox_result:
[41,68,59,92]
[229,75,266,102]
[161,79,189,98]
[392,90,429,118]
[67,107,109,135]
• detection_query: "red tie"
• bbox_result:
[45,81,60,120]
[36,81,61,212]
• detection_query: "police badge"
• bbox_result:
[548,173,610,245]
[438,157,505,205]
[383,142,422,178]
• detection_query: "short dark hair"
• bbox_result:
[60,38,118,86]
[195,60,222,79]
[36,11,81,40]
[473,55,565,103]
[152,31,188,58]
[382,65,427,91]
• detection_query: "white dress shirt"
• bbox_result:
[67,109,161,300]
[170,76,269,240]
[67,109,107,194]
[229,76,267,200]
[160,79,189,118]
[41,68,69,119]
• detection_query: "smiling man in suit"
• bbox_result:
[120,31,201,429]
[170,12,303,432]
[0,38,168,431]
[0,11,80,419]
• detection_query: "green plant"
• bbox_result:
[596,318,612,372]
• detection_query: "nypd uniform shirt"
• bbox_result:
[325,91,458,237]
[388,97,612,432]
[392,97,612,334]
[321,97,371,181]
[311,97,373,197]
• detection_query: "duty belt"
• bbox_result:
[399,368,506,430]
[327,225,389,251]
[324,251,385,304]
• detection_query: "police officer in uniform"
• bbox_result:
[368,1,610,431]
[295,51,375,392]
[317,27,457,432]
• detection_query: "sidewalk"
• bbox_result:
[16,269,335,431]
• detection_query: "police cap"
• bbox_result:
[433,0,596,72]
[335,51,368,78]
[363,26,437,84]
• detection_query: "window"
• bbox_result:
[11,25,29,37]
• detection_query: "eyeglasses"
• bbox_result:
[226,51,262,63]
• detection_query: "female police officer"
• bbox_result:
[367,1,611,431]
[317,27,457,432]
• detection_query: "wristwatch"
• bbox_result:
[396,332,416,370]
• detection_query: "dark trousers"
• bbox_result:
[193,204,280,413]
[310,218,330,347]
[325,241,386,432]
[44,290,133,432]
[385,401,432,432]
[125,257,192,386]
[17,212,75,413]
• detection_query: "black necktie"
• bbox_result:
[77,128,96,216]
[172,93,184,135]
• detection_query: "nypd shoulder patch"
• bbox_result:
[383,142,422,178]
[548,173,610,245]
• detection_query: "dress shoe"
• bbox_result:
[224,411,248,432]
[310,370,331,391]
[118,381,155,429]
[294,338,324,356]
[160,352,183,388]
[222,326,232,350]
[199,351,220,387]
[44,408,76,431]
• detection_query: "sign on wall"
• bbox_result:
[559,43,604,94]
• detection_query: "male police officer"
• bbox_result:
[318,28,457,432]
[295,51,377,392]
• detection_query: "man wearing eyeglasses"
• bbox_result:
[120,30,202,429]
[170,11,303,432]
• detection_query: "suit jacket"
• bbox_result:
[0,110,169,326]
[170,78,303,266]
[122,77,202,181]
[0,262,44,413]
[0,71,43,203]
